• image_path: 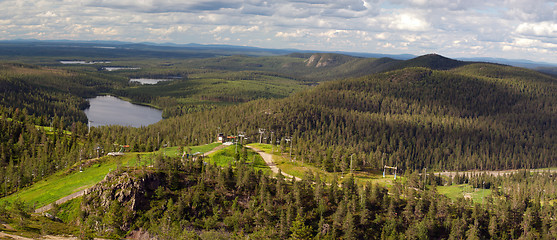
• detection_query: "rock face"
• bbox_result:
[81,170,165,233]
[305,54,338,68]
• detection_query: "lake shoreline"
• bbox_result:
[84,95,162,128]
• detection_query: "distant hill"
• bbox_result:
[0,63,127,123]
[535,66,557,77]
[149,57,557,171]
[392,54,469,70]
[458,56,557,69]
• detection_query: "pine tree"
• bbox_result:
[290,213,313,240]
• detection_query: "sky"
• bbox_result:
[1,0,556,63]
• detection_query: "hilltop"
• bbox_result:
[131,58,557,171]
[0,49,557,239]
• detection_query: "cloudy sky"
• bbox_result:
[1,0,556,63]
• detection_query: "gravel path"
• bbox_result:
[246,146,301,181]
[35,144,226,214]
[34,188,89,213]
[435,168,557,178]
[0,231,78,239]
[202,144,227,156]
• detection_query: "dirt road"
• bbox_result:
[246,146,301,181]
[34,188,89,213]
[0,231,78,240]
[436,168,557,178]
[202,143,227,156]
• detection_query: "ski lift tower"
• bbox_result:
[258,128,265,143]
[383,165,398,179]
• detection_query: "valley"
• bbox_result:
[0,41,556,239]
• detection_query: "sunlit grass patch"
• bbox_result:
[250,143,403,186]
[1,154,131,208]
[437,184,492,204]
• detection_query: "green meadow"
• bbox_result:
[1,143,223,208]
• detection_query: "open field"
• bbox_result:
[0,143,223,209]
[1,155,130,208]
[206,144,271,174]
[247,143,402,187]
[436,168,557,177]
[437,184,492,204]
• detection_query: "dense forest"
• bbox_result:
[84,59,557,172]
[1,53,556,194]
[0,62,127,124]
[1,48,557,239]
[0,106,89,196]
[73,155,557,239]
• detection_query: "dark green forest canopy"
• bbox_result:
[0,63,128,124]
[78,158,557,239]
[2,54,557,181]
[1,50,557,239]
[115,64,557,171]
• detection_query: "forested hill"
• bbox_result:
[120,60,557,172]
[0,63,126,123]
[177,53,471,82]
[180,53,402,82]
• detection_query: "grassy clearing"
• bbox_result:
[137,142,222,165]
[1,143,223,208]
[55,197,82,223]
[206,144,270,174]
[1,154,131,208]
[437,184,492,204]
[248,143,402,187]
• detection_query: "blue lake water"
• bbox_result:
[84,95,162,127]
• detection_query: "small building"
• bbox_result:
[218,133,224,143]
[227,136,237,143]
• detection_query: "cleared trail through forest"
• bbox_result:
[202,143,227,156]
[436,168,557,178]
[34,157,102,213]
[246,146,301,181]
[35,144,226,214]
[34,189,88,213]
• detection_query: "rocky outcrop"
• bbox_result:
[305,54,332,68]
[84,170,163,211]
[81,170,165,233]
[304,53,347,68]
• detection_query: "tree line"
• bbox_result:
[78,154,557,239]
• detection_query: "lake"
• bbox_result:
[130,78,172,85]
[84,96,162,127]
[102,67,140,71]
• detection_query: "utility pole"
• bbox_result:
[289,138,292,160]
[238,132,245,145]
[423,167,427,190]
[271,131,274,153]
[350,153,355,175]
[259,128,265,143]
[285,137,292,162]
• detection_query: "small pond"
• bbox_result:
[130,78,173,85]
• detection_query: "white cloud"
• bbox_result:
[515,22,557,37]
[389,12,430,31]
[85,0,244,13]
[0,0,556,63]
[211,25,260,34]
[37,11,58,18]
[275,30,308,38]
[92,27,118,36]
[149,26,190,36]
